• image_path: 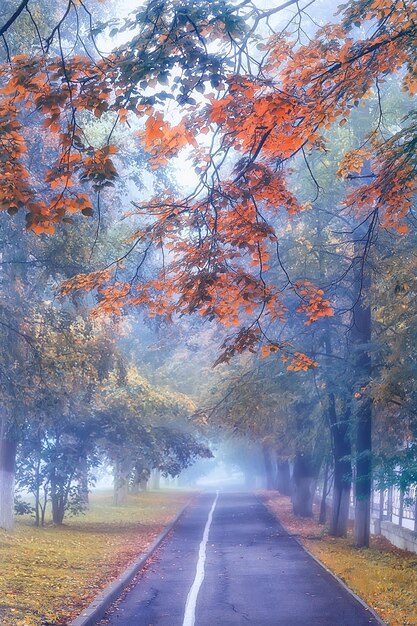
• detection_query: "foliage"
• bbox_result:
[8,0,408,366]
[95,363,210,502]
[14,495,35,517]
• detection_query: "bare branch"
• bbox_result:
[0,0,30,37]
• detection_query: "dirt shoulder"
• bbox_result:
[260,491,417,626]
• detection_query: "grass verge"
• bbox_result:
[0,490,192,626]
[261,491,417,626]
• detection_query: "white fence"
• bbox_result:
[316,476,417,552]
[370,484,417,532]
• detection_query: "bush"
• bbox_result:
[14,495,35,516]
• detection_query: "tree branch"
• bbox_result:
[0,0,30,37]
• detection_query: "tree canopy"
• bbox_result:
[0,0,417,548]
[1,0,415,369]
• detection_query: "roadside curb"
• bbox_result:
[69,497,194,626]
[257,494,387,626]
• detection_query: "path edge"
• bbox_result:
[257,493,387,626]
[69,496,194,626]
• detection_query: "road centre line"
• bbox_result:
[182,492,219,626]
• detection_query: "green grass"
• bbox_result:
[0,490,192,626]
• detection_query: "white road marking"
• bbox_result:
[182,491,219,626]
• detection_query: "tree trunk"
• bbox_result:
[50,468,66,525]
[276,459,291,495]
[355,495,370,547]
[130,479,140,494]
[331,481,351,536]
[149,468,161,490]
[113,458,131,505]
[0,413,17,531]
[34,457,41,527]
[322,322,353,537]
[51,494,65,525]
[131,464,149,494]
[317,213,354,536]
[351,255,372,548]
[40,483,48,527]
[262,443,276,490]
[329,399,352,537]
[291,453,318,517]
[51,488,65,525]
[78,454,90,508]
[0,236,29,532]
[0,433,17,531]
[354,400,372,547]
[319,460,330,525]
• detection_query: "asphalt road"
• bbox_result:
[102,492,382,626]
